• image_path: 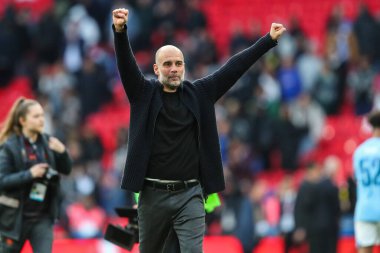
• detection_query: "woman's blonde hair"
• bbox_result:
[0,97,39,144]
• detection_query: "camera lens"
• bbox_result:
[45,167,59,181]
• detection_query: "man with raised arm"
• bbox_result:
[112,8,286,253]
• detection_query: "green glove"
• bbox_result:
[204,193,221,213]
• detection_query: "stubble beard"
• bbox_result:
[162,75,184,91]
[165,82,181,91]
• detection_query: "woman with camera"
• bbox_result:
[0,97,72,253]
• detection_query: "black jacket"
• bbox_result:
[114,25,277,194]
[0,133,72,240]
[294,178,340,235]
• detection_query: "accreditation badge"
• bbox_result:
[29,182,47,202]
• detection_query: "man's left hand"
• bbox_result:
[270,23,286,41]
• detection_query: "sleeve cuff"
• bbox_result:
[264,33,278,46]
[112,24,127,33]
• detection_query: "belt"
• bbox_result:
[144,178,199,192]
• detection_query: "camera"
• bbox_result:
[104,207,139,250]
[45,167,59,182]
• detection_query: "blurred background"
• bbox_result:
[1,0,380,252]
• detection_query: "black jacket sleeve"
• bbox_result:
[0,145,33,191]
[113,24,146,103]
[53,150,72,176]
[195,33,277,102]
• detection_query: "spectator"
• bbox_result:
[0,7,24,86]
[288,93,325,158]
[296,40,323,93]
[325,4,359,112]
[33,10,65,65]
[275,104,305,171]
[79,124,104,162]
[277,56,303,103]
[348,55,376,115]
[353,3,379,61]
[312,58,340,115]
[278,175,297,253]
[37,62,75,117]
[294,161,340,253]
[75,55,112,120]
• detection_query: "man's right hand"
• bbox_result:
[112,8,129,32]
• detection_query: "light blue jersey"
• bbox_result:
[353,137,380,222]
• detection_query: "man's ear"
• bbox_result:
[153,64,159,76]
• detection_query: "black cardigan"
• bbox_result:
[114,25,277,194]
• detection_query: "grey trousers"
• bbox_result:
[0,217,53,253]
[137,184,205,253]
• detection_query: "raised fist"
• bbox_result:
[113,8,129,32]
[270,23,286,41]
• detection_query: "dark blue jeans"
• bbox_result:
[138,184,205,253]
[0,217,53,253]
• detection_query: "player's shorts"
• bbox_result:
[355,221,380,248]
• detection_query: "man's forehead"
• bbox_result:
[155,45,184,63]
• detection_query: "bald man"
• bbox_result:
[153,45,185,92]
[112,8,285,253]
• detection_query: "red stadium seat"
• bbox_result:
[253,237,285,253]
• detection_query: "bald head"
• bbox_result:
[155,45,184,64]
[153,45,185,92]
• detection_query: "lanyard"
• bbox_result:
[30,142,45,162]
[20,135,48,164]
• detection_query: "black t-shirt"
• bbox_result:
[147,89,200,180]
[22,135,52,220]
